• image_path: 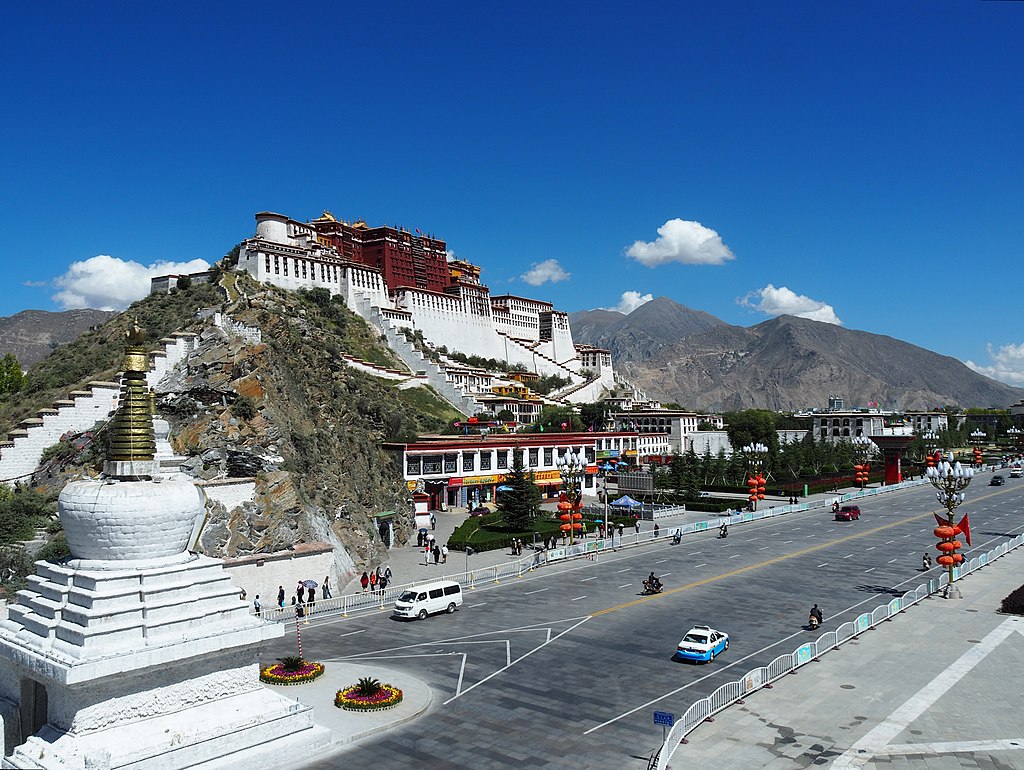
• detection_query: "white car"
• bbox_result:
[675,624,730,663]
[1010,468,1023,478]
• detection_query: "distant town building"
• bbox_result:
[150,271,216,294]
[612,410,724,454]
[385,431,671,509]
[902,411,950,434]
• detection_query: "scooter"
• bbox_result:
[717,526,728,539]
[642,580,663,595]
[808,613,820,630]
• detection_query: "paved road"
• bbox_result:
[267,475,1024,769]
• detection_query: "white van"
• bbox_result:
[392,580,463,620]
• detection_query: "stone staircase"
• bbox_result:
[0,333,200,487]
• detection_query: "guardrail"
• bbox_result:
[258,478,931,624]
[653,532,1024,770]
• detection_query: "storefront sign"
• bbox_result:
[532,470,562,482]
[463,475,500,486]
[449,477,463,487]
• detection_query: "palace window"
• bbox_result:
[497,450,509,470]
[543,448,553,466]
[406,456,422,475]
[529,448,539,467]
[422,455,442,474]
[462,453,475,472]
[480,453,492,471]
[444,454,458,474]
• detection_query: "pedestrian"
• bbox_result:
[653,523,660,539]
[441,544,448,563]
[423,546,430,566]
[306,585,315,609]
[433,544,440,564]
[253,594,261,616]
[369,570,378,592]
[634,519,640,534]
[322,576,331,600]
[618,523,624,537]
[379,575,388,592]
[375,566,382,585]
[430,513,436,530]
[427,532,435,548]
[277,585,285,608]
[384,565,393,582]
[295,580,304,603]
[360,571,369,592]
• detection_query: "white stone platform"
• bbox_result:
[0,554,331,769]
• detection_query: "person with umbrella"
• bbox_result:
[303,579,318,611]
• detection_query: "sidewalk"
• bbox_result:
[665,546,1024,770]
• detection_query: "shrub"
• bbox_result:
[1001,585,1024,615]
[232,396,258,420]
[36,534,71,563]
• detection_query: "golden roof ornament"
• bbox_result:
[105,320,156,473]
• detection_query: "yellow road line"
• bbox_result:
[593,510,933,617]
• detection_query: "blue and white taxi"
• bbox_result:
[675,624,730,663]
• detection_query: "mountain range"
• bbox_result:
[569,298,1024,412]
[0,309,118,367]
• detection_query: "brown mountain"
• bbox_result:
[0,309,118,367]
[570,300,1024,411]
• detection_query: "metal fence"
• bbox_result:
[653,532,1024,770]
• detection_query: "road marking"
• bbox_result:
[817,563,828,567]
[525,588,549,595]
[688,552,702,556]
[843,554,855,559]
[831,618,1020,768]
[661,572,672,577]
[783,540,793,544]
[655,559,668,564]
[468,603,486,608]
[591,513,938,618]
[581,576,597,582]
[884,540,895,544]
[881,739,1024,757]
[693,563,706,568]
[336,629,366,638]
[729,554,741,559]
[615,568,630,573]
[571,595,586,602]
[806,534,815,538]
[618,584,631,589]
[758,546,769,551]
[864,567,875,573]
[866,546,876,551]
[888,559,897,563]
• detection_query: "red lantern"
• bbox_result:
[757,493,765,500]
[937,555,955,566]
[747,477,758,487]
[572,513,582,521]
[748,494,757,502]
[558,501,572,511]
[559,513,571,522]
[952,553,964,564]
[560,523,570,531]
[936,541,956,553]
[572,522,582,530]
[933,526,955,539]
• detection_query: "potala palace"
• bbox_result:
[231,211,625,414]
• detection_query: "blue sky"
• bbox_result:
[2,2,1022,384]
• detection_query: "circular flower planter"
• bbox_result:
[336,683,404,711]
[259,660,325,685]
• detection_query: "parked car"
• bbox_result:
[990,475,1005,486]
[469,505,491,516]
[675,624,729,663]
[835,505,861,521]
[1010,468,1023,479]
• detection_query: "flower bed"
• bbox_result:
[336,682,404,711]
[259,660,325,685]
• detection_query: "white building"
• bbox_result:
[613,410,725,454]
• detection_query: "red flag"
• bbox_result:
[956,513,971,547]
[933,513,948,528]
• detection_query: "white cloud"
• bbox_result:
[626,218,735,267]
[965,342,1024,386]
[51,255,210,310]
[740,284,843,325]
[600,291,654,314]
[521,259,570,286]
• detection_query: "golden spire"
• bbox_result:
[106,321,156,465]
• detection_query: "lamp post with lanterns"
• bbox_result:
[851,435,873,489]
[740,443,768,511]
[556,451,586,545]
[925,451,974,599]
[970,429,986,466]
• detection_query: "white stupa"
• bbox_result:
[0,325,330,768]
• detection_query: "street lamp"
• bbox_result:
[556,451,586,545]
[740,443,768,511]
[851,435,873,489]
[970,429,986,445]
[925,451,974,599]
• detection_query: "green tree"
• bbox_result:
[724,410,779,457]
[579,402,606,431]
[0,354,24,395]
[497,452,541,530]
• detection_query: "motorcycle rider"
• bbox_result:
[644,571,662,593]
[718,522,728,539]
[809,603,823,628]
[922,553,932,571]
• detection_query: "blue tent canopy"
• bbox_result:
[496,485,514,492]
[610,495,643,508]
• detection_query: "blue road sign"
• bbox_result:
[653,710,675,727]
